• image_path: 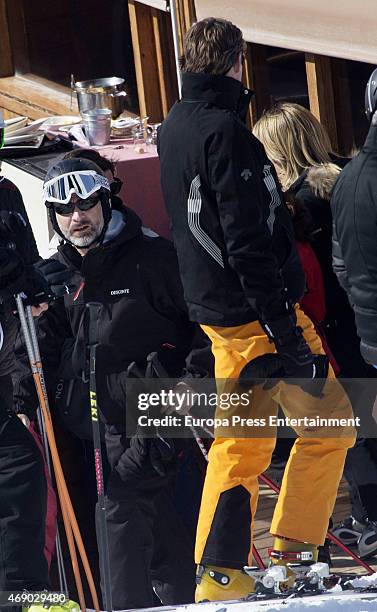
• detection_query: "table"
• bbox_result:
[92,141,171,239]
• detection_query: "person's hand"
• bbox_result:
[130,429,175,477]
[160,381,196,415]
[31,302,49,317]
[261,312,320,379]
[239,352,329,397]
[18,413,30,428]
[23,259,76,305]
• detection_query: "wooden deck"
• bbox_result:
[253,469,377,575]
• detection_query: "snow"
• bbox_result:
[88,590,377,612]
[350,572,377,589]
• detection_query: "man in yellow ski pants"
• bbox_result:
[195,306,355,600]
[157,17,356,602]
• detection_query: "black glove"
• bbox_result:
[261,311,316,378]
[130,424,175,477]
[23,259,76,305]
[239,352,329,397]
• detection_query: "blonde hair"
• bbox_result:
[252,103,334,191]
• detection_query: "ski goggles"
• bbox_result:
[46,194,102,216]
[43,170,110,205]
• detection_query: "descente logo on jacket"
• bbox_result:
[110,288,130,295]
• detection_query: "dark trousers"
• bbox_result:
[0,388,49,592]
[98,429,196,610]
[344,438,377,522]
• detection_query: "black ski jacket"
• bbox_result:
[13,205,213,433]
[0,176,39,264]
[290,160,350,321]
[0,177,39,381]
[158,72,305,327]
[331,121,377,365]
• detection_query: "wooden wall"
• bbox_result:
[0,0,361,153]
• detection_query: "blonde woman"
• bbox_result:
[254,103,377,557]
[253,103,352,371]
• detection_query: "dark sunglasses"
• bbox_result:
[48,195,100,217]
[110,177,123,196]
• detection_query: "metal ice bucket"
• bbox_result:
[82,108,112,146]
[73,76,128,119]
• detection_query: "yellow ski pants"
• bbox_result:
[196,306,356,569]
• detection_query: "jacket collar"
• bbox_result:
[364,119,377,151]
[181,72,253,121]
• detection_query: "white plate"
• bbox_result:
[4,116,28,133]
[4,132,44,145]
[40,116,82,131]
[8,117,48,137]
[3,134,44,149]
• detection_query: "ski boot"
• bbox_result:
[23,600,80,612]
[195,564,255,602]
[246,537,319,595]
[358,520,377,559]
[332,515,366,547]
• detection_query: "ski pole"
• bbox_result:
[17,295,86,610]
[259,473,375,574]
[146,353,266,571]
[27,307,68,595]
[87,302,113,612]
[16,295,100,611]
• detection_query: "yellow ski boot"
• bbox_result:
[195,564,255,602]
[23,600,80,612]
[268,536,319,591]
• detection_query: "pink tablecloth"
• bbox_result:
[94,141,171,238]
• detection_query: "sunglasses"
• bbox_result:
[110,177,123,196]
[48,195,101,217]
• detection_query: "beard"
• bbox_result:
[62,220,104,248]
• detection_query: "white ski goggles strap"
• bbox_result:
[43,170,110,204]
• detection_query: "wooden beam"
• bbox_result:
[242,45,253,130]
[305,53,338,152]
[157,8,179,114]
[0,74,78,119]
[181,0,196,33]
[151,8,169,117]
[0,0,14,77]
[248,44,271,126]
[128,0,163,122]
[5,0,30,75]
[331,58,355,157]
[176,0,196,54]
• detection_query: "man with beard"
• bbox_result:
[13,157,212,610]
